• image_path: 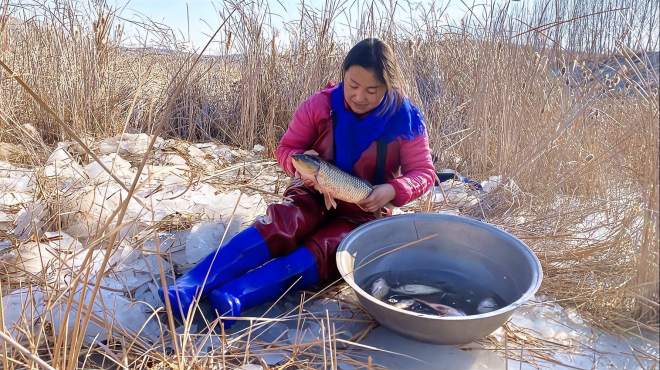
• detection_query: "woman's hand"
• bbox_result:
[295,149,319,188]
[358,184,396,212]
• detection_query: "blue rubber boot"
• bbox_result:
[158,226,271,320]
[208,246,319,327]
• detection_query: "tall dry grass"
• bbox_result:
[0,0,658,368]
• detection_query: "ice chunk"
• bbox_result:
[3,231,83,279]
[134,283,162,308]
[212,189,266,222]
[161,154,188,167]
[98,133,165,156]
[43,144,87,181]
[194,142,233,162]
[0,161,31,176]
[68,246,107,276]
[261,353,286,365]
[566,308,585,325]
[185,221,237,265]
[194,335,222,354]
[1,287,45,337]
[253,322,289,343]
[0,192,33,207]
[84,153,134,184]
[431,181,478,207]
[0,211,12,231]
[7,240,60,275]
[59,183,146,240]
[287,326,320,345]
[253,144,265,153]
[49,287,160,345]
[0,170,35,194]
[144,183,254,224]
[481,175,502,193]
[187,144,206,159]
[106,246,170,292]
[143,231,188,254]
[214,147,233,162]
[139,165,189,188]
[13,202,49,240]
[489,326,506,343]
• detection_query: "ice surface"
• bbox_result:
[235,365,263,370]
[49,286,160,345]
[286,326,320,345]
[358,295,659,370]
[261,353,287,365]
[252,322,290,343]
[0,287,45,338]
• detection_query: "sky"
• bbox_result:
[107,0,515,53]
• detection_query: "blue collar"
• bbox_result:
[330,82,426,175]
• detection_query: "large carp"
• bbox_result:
[290,153,392,211]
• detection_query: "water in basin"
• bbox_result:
[361,268,508,316]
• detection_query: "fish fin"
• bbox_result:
[323,193,337,210]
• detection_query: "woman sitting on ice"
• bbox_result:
[159,37,436,324]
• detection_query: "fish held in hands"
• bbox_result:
[290,153,391,210]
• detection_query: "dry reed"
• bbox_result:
[0,0,658,368]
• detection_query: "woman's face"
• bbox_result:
[343,65,386,115]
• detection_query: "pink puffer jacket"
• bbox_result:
[276,83,436,208]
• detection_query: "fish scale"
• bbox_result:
[315,159,373,203]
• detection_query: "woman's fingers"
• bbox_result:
[358,195,378,212]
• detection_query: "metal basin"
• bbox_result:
[336,212,542,345]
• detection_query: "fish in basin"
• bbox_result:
[365,271,505,317]
[476,297,499,313]
[370,277,390,300]
[370,276,442,298]
[414,298,466,317]
[391,284,443,296]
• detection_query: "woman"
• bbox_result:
[159,38,436,324]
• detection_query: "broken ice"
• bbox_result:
[1,287,45,338]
